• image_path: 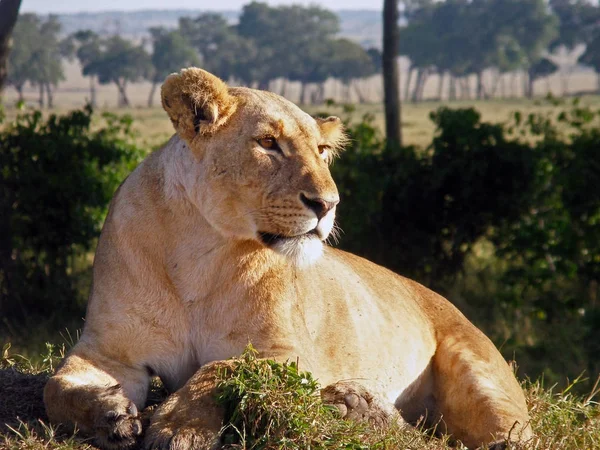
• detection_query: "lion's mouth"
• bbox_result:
[258,229,320,248]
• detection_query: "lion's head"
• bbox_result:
[161,68,347,266]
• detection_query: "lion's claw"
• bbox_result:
[92,387,143,449]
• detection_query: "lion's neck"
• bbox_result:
[158,136,293,300]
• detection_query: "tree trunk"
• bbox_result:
[510,72,518,98]
[411,70,422,103]
[561,67,572,97]
[299,82,306,104]
[88,76,96,107]
[597,72,600,94]
[460,77,471,100]
[525,71,533,99]
[309,87,318,105]
[38,83,44,108]
[404,65,412,101]
[280,78,287,97]
[117,80,130,107]
[448,75,456,101]
[45,82,53,108]
[0,0,23,97]
[15,83,23,102]
[421,71,430,101]
[147,80,157,107]
[382,0,402,148]
[417,70,428,102]
[122,81,130,107]
[258,79,269,91]
[353,80,368,103]
[437,71,445,100]
[489,70,501,98]
[343,82,351,103]
[319,82,326,104]
[476,71,486,99]
[412,69,428,103]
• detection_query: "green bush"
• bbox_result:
[330,101,600,386]
[332,107,536,287]
[0,105,143,323]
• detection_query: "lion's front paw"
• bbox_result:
[321,381,400,428]
[484,439,526,450]
[144,423,220,450]
[143,394,222,450]
[92,386,143,449]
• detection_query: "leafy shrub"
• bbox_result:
[329,101,600,386]
[333,107,536,287]
[0,105,143,322]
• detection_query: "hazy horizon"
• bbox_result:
[21,0,381,14]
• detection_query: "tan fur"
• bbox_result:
[44,68,533,450]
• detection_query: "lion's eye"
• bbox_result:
[258,137,281,152]
[318,145,330,157]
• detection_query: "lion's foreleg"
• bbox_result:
[144,360,232,450]
[44,344,149,449]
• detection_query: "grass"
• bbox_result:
[1,344,599,450]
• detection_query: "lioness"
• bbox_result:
[44,68,532,449]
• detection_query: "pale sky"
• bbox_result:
[21,0,381,14]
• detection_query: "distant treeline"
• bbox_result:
[7,0,600,107]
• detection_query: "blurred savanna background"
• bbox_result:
[1,0,600,448]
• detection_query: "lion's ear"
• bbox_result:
[161,68,237,142]
[316,116,348,157]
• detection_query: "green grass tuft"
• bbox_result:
[216,345,378,449]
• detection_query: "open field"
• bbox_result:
[5,93,600,150]
[3,59,600,149]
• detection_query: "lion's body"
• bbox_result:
[44,69,532,450]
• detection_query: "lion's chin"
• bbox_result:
[258,232,324,267]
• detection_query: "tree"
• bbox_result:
[0,0,22,97]
[179,13,257,85]
[6,13,38,102]
[398,0,557,101]
[148,28,199,107]
[383,0,402,147]
[237,2,339,90]
[6,14,66,107]
[29,15,65,108]
[528,57,558,93]
[400,0,469,101]
[549,0,600,94]
[327,39,377,102]
[549,0,600,51]
[579,32,600,92]
[89,36,152,107]
[70,30,102,107]
[496,0,559,98]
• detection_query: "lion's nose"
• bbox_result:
[300,193,339,220]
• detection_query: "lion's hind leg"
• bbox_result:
[44,344,149,449]
[431,331,533,449]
